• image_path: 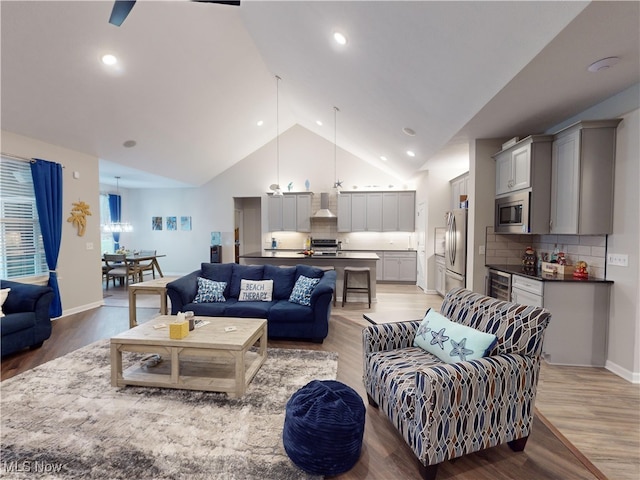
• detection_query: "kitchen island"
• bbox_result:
[239,251,379,304]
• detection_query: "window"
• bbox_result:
[99,193,115,254]
[0,156,49,279]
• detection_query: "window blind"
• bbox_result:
[0,156,48,278]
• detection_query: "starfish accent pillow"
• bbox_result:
[413,308,498,363]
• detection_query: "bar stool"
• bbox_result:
[314,266,336,307]
[342,267,371,308]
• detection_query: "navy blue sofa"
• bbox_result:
[1,280,54,357]
[167,263,337,343]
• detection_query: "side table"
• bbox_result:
[128,277,177,328]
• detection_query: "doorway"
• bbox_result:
[234,197,262,261]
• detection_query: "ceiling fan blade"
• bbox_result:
[109,0,137,27]
[194,1,241,5]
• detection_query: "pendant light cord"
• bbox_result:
[334,106,339,188]
[276,75,281,189]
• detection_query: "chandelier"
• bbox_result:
[101,176,133,233]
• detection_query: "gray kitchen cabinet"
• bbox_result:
[339,191,415,232]
[450,172,469,210]
[383,191,416,231]
[494,135,553,197]
[366,193,383,231]
[382,251,417,282]
[382,193,399,231]
[397,192,416,231]
[350,193,367,232]
[337,193,352,232]
[295,194,312,232]
[267,195,283,231]
[282,195,297,231]
[510,273,610,367]
[268,193,311,232]
[550,119,621,234]
[435,255,446,296]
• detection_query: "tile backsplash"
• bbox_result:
[485,226,607,279]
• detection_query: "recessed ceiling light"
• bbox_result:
[587,56,620,72]
[333,31,347,46]
[123,140,136,148]
[380,156,388,162]
[406,150,416,157]
[257,120,264,127]
[101,54,118,66]
[403,127,416,136]
[316,120,323,126]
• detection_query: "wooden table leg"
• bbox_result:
[159,289,168,315]
[153,259,164,277]
[128,287,138,328]
[110,343,122,387]
[170,347,180,385]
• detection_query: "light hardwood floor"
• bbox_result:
[2,283,638,479]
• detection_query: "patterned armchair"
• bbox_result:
[362,287,551,480]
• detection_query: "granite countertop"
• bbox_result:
[241,251,380,260]
[486,264,612,284]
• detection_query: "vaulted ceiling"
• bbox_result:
[1,1,638,188]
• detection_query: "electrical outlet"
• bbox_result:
[607,253,628,267]
[479,245,486,255]
[86,242,93,250]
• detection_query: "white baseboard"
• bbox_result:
[57,300,105,319]
[605,360,640,384]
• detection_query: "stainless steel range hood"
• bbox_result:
[312,192,336,218]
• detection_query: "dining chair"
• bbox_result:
[137,250,157,280]
[104,253,138,289]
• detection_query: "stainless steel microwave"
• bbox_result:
[495,191,530,233]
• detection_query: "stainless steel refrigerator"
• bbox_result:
[445,209,467,292]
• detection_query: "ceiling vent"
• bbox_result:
[312,193,336,218]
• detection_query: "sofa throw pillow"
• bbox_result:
[413,308,498,363]
[0,288,10,318]
[288,275,320,307]
[193,277,227,303]
[238,279,273,302]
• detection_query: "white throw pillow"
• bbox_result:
[238,279,273,302]
[0,288,11,318]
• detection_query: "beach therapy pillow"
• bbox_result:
[238,279,273,302]
[193,277,227,303]
[288,275,320,307]
[413,308,498,363]
[0,288,10,318]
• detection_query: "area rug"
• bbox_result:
[1,341,338,479]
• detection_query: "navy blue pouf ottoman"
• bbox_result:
[283,380,366,476]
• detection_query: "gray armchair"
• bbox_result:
[362,287,551,479]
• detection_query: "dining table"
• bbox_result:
[103,253,166,283]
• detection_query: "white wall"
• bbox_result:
[1,131,104,315]
[606,108,640,381]
[468,138,506,293]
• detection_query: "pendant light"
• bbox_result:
[332,106,342,194]
[101,176,133,233]
[272,75,283,197]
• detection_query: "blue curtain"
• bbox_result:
[108,194,121,251]
[30,159,63,318]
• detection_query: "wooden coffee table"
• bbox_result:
[110,315,267,398]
